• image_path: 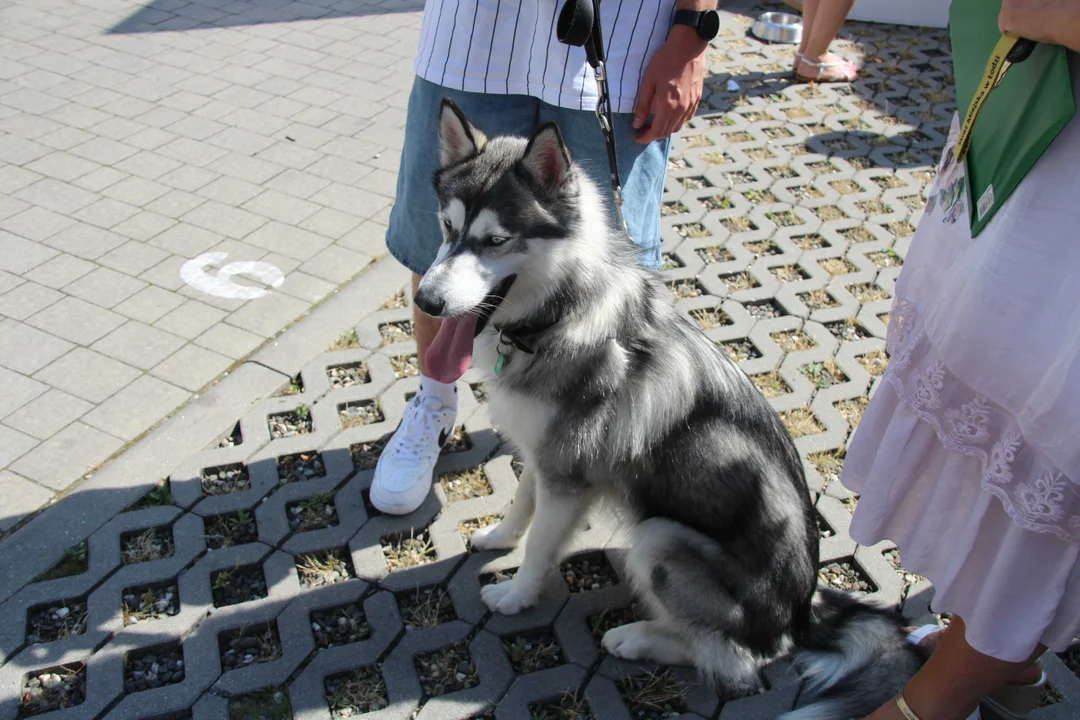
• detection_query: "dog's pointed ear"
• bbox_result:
[439,98,486,167]
[520,123,572,191]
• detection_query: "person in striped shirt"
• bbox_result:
[370,0,720,516]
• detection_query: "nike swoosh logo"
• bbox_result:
[438,427,450,447]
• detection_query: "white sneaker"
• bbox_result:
[369,394,456,515]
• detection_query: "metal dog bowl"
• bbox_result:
[751,11,803,44]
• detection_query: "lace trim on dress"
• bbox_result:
[883,299,1080,544]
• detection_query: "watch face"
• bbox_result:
[700,10,720,39]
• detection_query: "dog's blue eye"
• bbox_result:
[442,218,452,232]
[489,236,509,246]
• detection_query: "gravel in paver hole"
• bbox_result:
[229,686,292,720]
[277,452,326,483]
[382,529,436,572]
[459,514,501,542]
[269,406,313,438]
[328,362,370,388]
[440,466,492,503]
[720,270,759,293]
[561,551,618,593]
[797,288,841,311]
[397,585,456,629]
[287,492,339,533]
[338,400,384,428]
[325,666,387,717]
[720,338,762,364]
[835,396,870,426]
[379,321,414,346]
[794,233,828,250]
[773,329,816,352]
[26,598,88,644]
[122,582,179,625]
[824,318,871,342]
[884,548,926,588]
[272,375,304,397]
[381,289,408,310]
[530,693,594,720]
[618,670,688,720]
[350,437,388,470]
[589,603,645,646]
[296,547,355,588]
[219,622,282,671]
[124,643,184,694]
[215,422,243,449]
[751,370,792,399]
[801,359,847,390]
[202,463,250,496]
[503,631,563,674]
[689,307,731,330]
[205,510,258,549]
[818,559,875,593]
[415,643,478,700]
[815,511,835,539]
[120,526,174,565]
[311,601,371,648]
[19,664,85,717]
[665,279,704,300]
[858,349,889,376]
[779,408,825,438]
[696,245,734,264]
[390,354,419,378]
[212,563,268,607]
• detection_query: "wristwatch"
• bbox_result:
[672,9,721,41]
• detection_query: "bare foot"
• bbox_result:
[902,625,1043,686]
[795,52,858,82]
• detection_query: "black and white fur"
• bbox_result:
[415,99,927,719]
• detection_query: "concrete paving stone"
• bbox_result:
[306,155,373,186]
[26,295,126,345]
[224,291,310,338]
[276,270,337,304]
[33,344,141,404]
[263,167,332,199]
[154,299,228,340]
[301,245,373,284]
[0,269,23,295]
[0,206,74,243]
[137,254,188,292]
[0,424,38,468]
[309,181,390,220]
[96,240,169,278]
[0,229,64,276]
[205,126,277,155]
[111,149,184,181]
[206,151,286,185]
[21,252,94,290]
[64,266,148,308]
[0,280,63,320]
[82,374,190,441]
[242,189,321,225]
[91,320,187,371]
[2,387,93,441]
[338,220,390,258]
[151,342,234,392]
[241,220,334,261]
[109,209,175,242]
[68,135,140,165]
[194,322,265,359]
[195,175,263,206]
[181,199,268,239]
[145,188,210,219]
[0,318,73,374]
[23,151,100,182]
[43,223,128,264]
[0,134,52,164]
[0,470,52,530]
[9,421,122,490]
[101,174,172,207]
[158,164,220,192]
[148,221,224,256]
[299,206,363,239]
[113,284,186,324]
[157,136,231,167]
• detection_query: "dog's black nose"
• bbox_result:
[413,287,445,317]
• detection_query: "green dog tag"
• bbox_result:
[494,352,505,377]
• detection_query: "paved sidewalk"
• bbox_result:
[1,1,1078,719]
[0,0,420,525]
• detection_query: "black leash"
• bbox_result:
[557,0,630,239]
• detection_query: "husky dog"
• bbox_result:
[414,99,926,719]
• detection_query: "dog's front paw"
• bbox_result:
[601,622,694,666]
[470,522,520,550]
[480,579,538,615]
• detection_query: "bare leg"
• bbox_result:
[795,0,858,80]
[480,480,590,615]
[412,272,441,376]
[865,616,1046,720]
[471,465,537,550]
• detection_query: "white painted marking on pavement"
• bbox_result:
[180,252,285,300]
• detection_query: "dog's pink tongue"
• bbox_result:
[425,314,480,384]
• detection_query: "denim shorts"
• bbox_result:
[385,75,669,276]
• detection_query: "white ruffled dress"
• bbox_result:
[840,61,1080,663]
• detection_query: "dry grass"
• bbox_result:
[504,634,563,674]
[841,226,877,243]
[382,529,437,572]
[720,216,756,233]
[35,542,88,583]
[772,329,816,352]
[798,288,840,310]
[794,233,828,250]
[349,437,388,470]
[836,396,870,427]
[121,528,173,565]
[751,371,792,398]
[696,245,734,264]
[888,220,916,238]
[802,359,847,391]
[531,692,593,720]
[291,492,338,532]
[742,190,777,205]
[205,510,257,549]
[816,206,847,221]
[229,687,292,720]
[619,670,688,717]
[666,279,703,300]
[778,407,825,438]
[721,271,759,293]
[673,222,710,239]
[338,400,384,428]
[743,239,780,257]
[773,265,808,283]
[848,283,891,302]
[681,133,713,148]
[329,328,361,352]
[439,466,493,503]
[326,666,387,717]
[458,514,501,540]
[122,587,171,625]
[766,210,802,227]
[809,447,846,484]
[380,289,408,310]
[398,586,456,629]
[702,195,734,210]
[859,350,889,376]
[858,200,894,216]
[830,179,861,195]
[690,308,730,330]
[379,321,414,347]
[297,548,353,588]
[415,643,478,698]
[819,257,858,276]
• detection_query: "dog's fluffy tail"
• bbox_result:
[780,588,927,720]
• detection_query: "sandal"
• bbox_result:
[794,53,859,83]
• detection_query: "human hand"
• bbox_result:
[999,0,1080,52]
[632,25,707,144]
